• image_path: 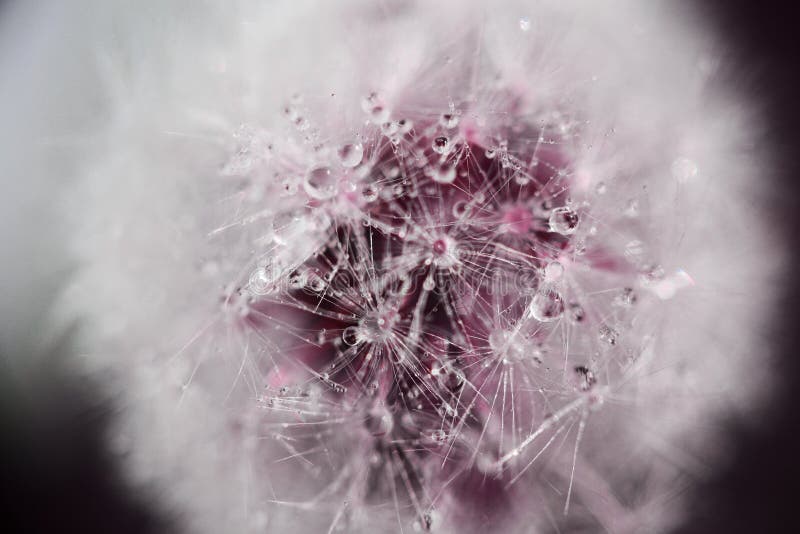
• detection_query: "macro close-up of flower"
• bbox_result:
[1,1,798,533]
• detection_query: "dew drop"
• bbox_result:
[568,302,585,322]
[574,365,597,392]
[548,206,580,235]
[514,173,531,186]
[432,163,456,184]
[452,200,468,218]
[308,273,326,292]
[288,270,307,289]
[304,166,338,200]
[530,288,564,322]
[361,93,390,123]
[438,364,465,391]
[283,105,299,121]
[381,121,400,136]
[439,113,460,129]
[430,429,447,443]
[519,16,531,31]
[365,406,394,437]
[361,183,379,202]
[338,143,364,168]
[342,326,361,346]
[432,136,451,155]
[248,267,274,295]
[485,148,496,159]
[397,118,413,134]
[423,277,436,291]
[422,512,433,531]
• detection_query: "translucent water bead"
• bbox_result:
[304,166,338,200]
[338,142,364,168]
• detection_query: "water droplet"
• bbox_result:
[671,157,697,183]
[338,143,364,168]
[304,166,338,200]
[568,302,585,322]
[485,148,496,159]
[514,173,531,186]
[381,121,400,136]
[574,365,597,391]
[423,277,435,291]
[430,429,447,443]
[283,105,299,121]
[288,270,307,289]
[365,406,394,437]
[439,113,460,129]
[432,163,456,184]
[530,287,564,322]
[342,326,361,346]
[361,92,390,123]
[519,16,531,31]
[397,118,413,134]
[361,183,379,202]
[452,200,468,218]
[548,206,579,234]
[432,136,451,155]
[308,273,326,292]
[437,364,465,391]
[422,512,434,531]
[248,267,274,295]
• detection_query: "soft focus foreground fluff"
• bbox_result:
[40,1,779,532]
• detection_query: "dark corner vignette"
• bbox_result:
[674,1,800,533]
[0,334,178,533]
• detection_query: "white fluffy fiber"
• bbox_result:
[1,1,781,532]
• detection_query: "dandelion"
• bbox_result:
[53,1,781,533]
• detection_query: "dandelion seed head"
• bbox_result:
[54,0,784,533]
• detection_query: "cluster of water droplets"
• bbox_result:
[209,90,689,533]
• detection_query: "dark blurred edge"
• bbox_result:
[0,332,179,533]
[0,336,178,533]
[673,1,800,533]
[1,1,798,533]
[0,0,179,530]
